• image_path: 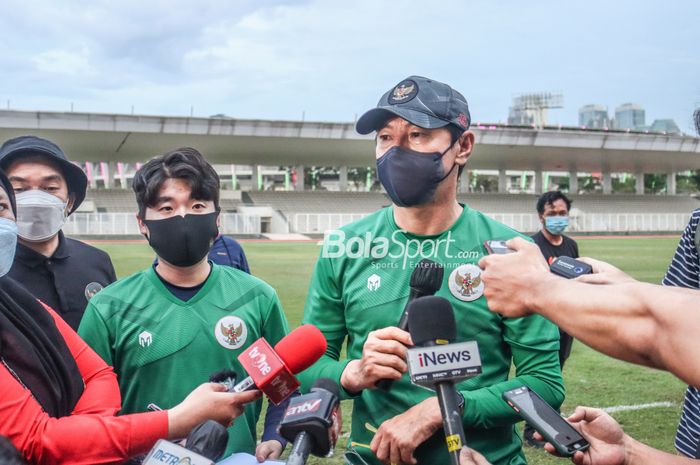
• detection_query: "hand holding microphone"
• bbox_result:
[342,259,444,394]
[405,296,482,465]
[279,378,341,465]
[376,259,444,390]
[231,325,327,405]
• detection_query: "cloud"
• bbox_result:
[0,0,697,129]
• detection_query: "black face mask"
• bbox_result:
[144,212,219,267]
[376,141,457,207]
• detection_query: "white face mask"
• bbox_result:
[15,190,68,242]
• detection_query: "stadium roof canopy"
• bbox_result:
[1,110,699,173]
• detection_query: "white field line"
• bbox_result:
[600,401,675,414]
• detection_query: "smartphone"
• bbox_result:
[484,240,515,255]
[549,256,593,279]
[502,386,589,457]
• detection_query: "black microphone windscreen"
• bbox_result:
[410,259,444,296]
[185,420,228,461]
[312,377,340,398]
[407,296,456,345]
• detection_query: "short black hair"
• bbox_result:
[536,190,572,215]
[132,147,220,219]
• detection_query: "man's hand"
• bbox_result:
[459,447,492,465]
[255,440,284,462]
[370,397,442,465]
[340,327,412,393]
[575,258,635,285]
[168,383,262,439]
[478,237,553,318]
[538,406,627,465]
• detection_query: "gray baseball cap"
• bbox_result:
[0,136,88,213]
[356,75,471,135]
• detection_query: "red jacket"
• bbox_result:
[0,304,168,464]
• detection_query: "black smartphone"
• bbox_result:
[502,386,589,457]
[549,256,593,279]
[484,240,515,255]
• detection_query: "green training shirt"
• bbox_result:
[299,205,564,465]
[78,264,290,456]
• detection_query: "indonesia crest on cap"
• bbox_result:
[388,79,418,105]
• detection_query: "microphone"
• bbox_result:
[232,325,327,405]
[406,296,483,465]
[184,420,228,462]
[397,259,445,331]
[279,378,340,465]
[377,259,444,391]
[139,420,229,465]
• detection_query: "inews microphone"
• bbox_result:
[377,258,444,391]
[232,325,328,405]
[279,378,340,465]
[406,296,482,465]
[141,421,227,465]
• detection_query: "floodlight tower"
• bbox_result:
[508,92,563,128]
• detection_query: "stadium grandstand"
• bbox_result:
[1,109,699,237]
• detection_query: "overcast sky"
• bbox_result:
[1,0,698,132]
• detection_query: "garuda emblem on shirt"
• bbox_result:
[214,315,248,350]
[448,263,485,302]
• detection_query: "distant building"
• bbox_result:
[579,104,609,129]
[614,103,645,131]
[507,92,563,127]
[650,119,681,135]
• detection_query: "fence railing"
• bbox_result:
[64,213,262,235]
[289,212,690,234]
[64,211,691,236]
[290,213,368,234]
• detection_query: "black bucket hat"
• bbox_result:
[0,136,87,213]
[356,75,471,135]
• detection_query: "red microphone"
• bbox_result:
[232,325,327,405]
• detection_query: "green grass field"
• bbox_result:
[93,237,686,465]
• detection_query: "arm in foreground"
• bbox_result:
[479,237,700,387]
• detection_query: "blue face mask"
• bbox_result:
[376,143,456,207]
[545,216,569,235]
[0,217,17,277]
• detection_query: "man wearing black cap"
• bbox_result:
[300,76,563,465]
[0,136,116,330]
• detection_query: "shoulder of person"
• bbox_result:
[216,264,277,298]
[87,269,150,305]
[64,237,113,261]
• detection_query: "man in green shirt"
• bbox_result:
[299,76,564,465]
[79,148,290,461]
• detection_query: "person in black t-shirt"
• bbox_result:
[0,136,116,330]
[531,191,579,269]
[524,190,579,448]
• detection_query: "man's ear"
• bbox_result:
[137,214,149,237]
[455,131,475,167]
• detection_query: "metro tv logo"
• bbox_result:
[417,348,472,367]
